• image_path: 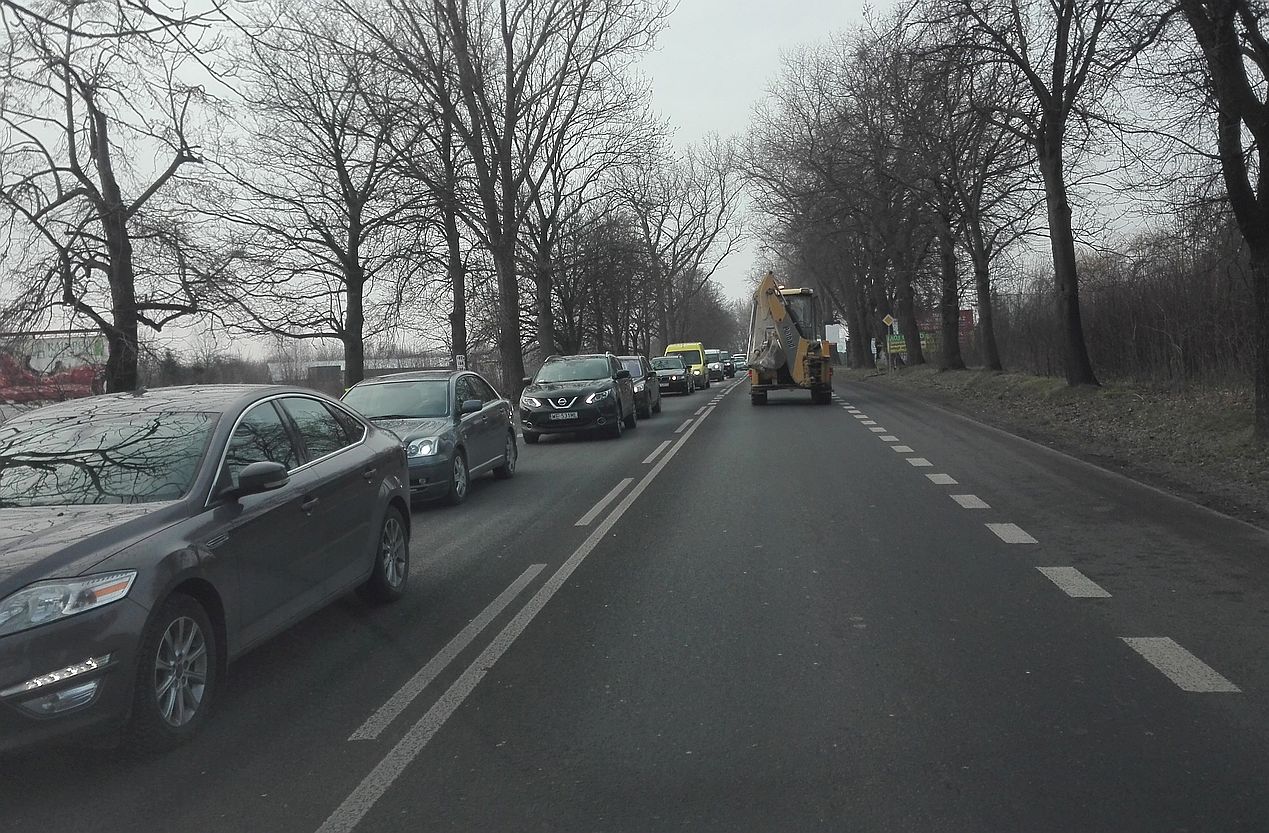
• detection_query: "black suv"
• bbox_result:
[520,354,637,443]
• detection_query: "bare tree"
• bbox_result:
[938,0,1151,385]
[0,0,222,391]
[208,7,428,387]
[1175,0,1269,439]
[348,0,669,395]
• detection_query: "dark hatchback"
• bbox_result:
[342,370,517,505]
[618,355,662,419]
[651,355,694,394]
[519,354,637,442]
[0,386,409,754]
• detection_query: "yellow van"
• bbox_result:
[665,342,709,390]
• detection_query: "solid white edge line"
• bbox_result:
[315,400,722,833]
[675,419,692,433]
[1036,566,1110,598]
[348,563,547,741]
[642,440,672,465]
[1121,637,1241,692]
[575,477,634,526]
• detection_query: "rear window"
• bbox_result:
[668,349,702,367]
[652,357,684,370]
[0,413,215,506]
[621,359,643,376]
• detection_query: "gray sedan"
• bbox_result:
[0,385,410,753]
[341,370,517,505]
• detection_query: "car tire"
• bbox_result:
[128,593,218,751]
[359,506,410,604]
[638,398,652,419]
[624,403,637,429]
[443,450,469,505]
[608,409,624,438]
[523,430,540,444]
[493,432,517,479]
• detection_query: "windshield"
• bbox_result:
[535,358,611,383]
[0,413,215,506]
[652,357,684,371]
[620,359,644,377]
[705,350,723,362]
[668,349,702,368]
[343,380,450,419]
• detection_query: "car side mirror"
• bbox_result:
[615,369,631,380]
[460,398,483,415]
[521,376,532,386]
[229,461,289,499]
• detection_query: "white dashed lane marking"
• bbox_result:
[906,458,933,467]
[951,494,989,509]
[1036,567,1111,598]
[862,420,877,425]
[927,474,958,484]
[575,478,634,526]
[1122,637,1241,693]
[853,415,869,420]
[642,440,672,465]
[694,406,705,416]
[675,419,693,433]
[986,523,1038,544]
[880,435,900,442]
[868,427,886,433]
[891,445,914,453]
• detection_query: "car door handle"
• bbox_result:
[362,466,377,482]
[300,496,320,513]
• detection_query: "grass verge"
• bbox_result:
[842,365,1269,530]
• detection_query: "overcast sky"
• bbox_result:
[638,0,877,301]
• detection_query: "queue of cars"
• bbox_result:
[0,347,739,754]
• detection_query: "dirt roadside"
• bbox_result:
[841,366,1269,531]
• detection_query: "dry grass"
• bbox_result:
[843,366,1269,529]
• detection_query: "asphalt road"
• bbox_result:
[5,376,1269,832]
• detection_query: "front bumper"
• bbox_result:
[657,376,690,393]
[406,455,453,499]
[0,598,149,754]
[521,399,621,434]
[708,368,725,381]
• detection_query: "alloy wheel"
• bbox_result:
[154,616,208,728]
[381,514,407,588]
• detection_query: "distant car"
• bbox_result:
[519,354,637,442]
[0,385,410,754]
[704,349,726,382]
[618,355,662,419]
[342,370,516,506]
[732,354,749,372]
[652,355,694,395]
[720,352,736,378]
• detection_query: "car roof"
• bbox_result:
[4,384,303,423]
[616,355,645,361]
[352,370,460,385]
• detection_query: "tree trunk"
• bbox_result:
[1250,252,1269,440]
[896,269,925,365]
[444,207,468,364]
[344,276,365,387]
[1037,145,1098,385]
[937,228,966,371]
[972,252,1003,371]
[490,242,526,396]
[851,300,875,369]
[95,114,140,392]
[534,262,557,357]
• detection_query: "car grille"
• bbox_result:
[547,397,578,409]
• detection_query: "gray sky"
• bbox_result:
[638,0,875,301]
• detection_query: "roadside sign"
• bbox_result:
[454,355,467,370]
[882,314,895,327]
[887,334,905,353]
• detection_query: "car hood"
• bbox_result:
[371,417,453,442]
[654,368,685,377]
[526,380,611,398]
[0,503,178,594]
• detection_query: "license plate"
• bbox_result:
[549,411,579,421]
[659,381,670,387]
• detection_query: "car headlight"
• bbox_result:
[692,368,702,375]
[0,571,137,638]
[634,380,646,392]
[671,375,681,381]
[406,437,441,458]
[520,396,541,408]
[585,389,611,403]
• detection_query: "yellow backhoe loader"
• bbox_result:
[746,271,833,405]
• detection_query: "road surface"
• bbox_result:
[4,376,1269,832]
